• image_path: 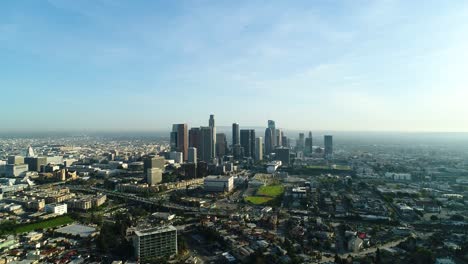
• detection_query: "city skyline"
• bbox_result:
[2,1,468,132]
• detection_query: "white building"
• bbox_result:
[204,175,234,192]
[385,172,411,181]
[45,203,68,215]
[266,161,282,174]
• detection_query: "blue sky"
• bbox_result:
[1,0,468,132]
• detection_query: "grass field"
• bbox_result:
[257,185,284,197]
[12,216,74,234]
[244,196,273,205]
[245,184,285,205]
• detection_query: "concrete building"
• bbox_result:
[5,164,29,177]
[147,168,163,186]
[216,133,227,158]
[188,147,197,163]
[7,155,24,165]
[45,203,68,215]
[24,157,47,172]
[276,129,283,147]
[133,226,178,261]
[255,137,263,161]
[144,156,165,184]
[204,175,234,192]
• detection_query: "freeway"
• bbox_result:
[67,185,232,217]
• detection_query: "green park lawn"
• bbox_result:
[245,184,285,205]
[244,196,274,205]
[257,185,284,197]
[5,215,74,235]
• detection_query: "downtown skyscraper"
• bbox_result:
[170,124,188,161]
[240,129,255,158]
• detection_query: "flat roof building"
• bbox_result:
[133,226,178,262]
[204,175,234,192]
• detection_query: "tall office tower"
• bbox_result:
[200,126,214,162]
[255,137,263,161]
[188,147,197,163]
[233,144,243,160]
[232,123,240,146]
[324,135,333,159]
[216,133,227,157]
[209,114,216,158]
[276,129,283,147]
[297,133,305,151]
[147,168,163,186]
[275,147,291,166]
[189,127,201,159]
[133,226,178,262]
[171,124,188,161]
[268,120,276,147]
[240,129,255,158]
[282,136,289,148]
[305,131,313,154]
[264,128,274,155]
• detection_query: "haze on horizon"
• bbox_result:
[1,1,468,133]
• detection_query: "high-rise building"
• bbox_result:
[209,115,216,158]
[200,126,214,162]
[189,127,201,159]
[169,151,183,163]
[255,137,263,161]
[240,129,255,158]
[171,124,188,161]
[143,156,165,184]
[147,168,163,186]
[133,226,178,262]
[268,120,276,147]
[264,128,274,155]
[275,147,291,166]
[297,133,305,151]
[188,147,197,163]
[216,133,227,157]
[276,129,283,147]
[282,135,289,148]
[305,131,313,154]
[232,123,240,147]
[324,135,333,159]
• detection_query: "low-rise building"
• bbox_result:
[204,175,234,192]
[45,203,68,215]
